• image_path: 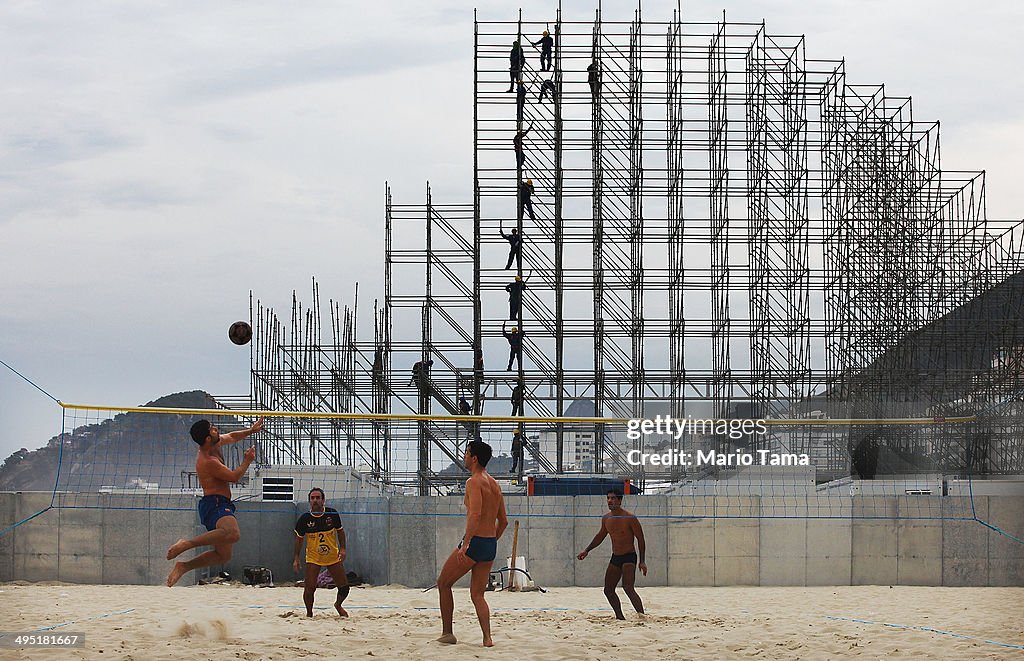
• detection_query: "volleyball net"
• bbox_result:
[3,398,1019,545]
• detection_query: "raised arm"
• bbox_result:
[219,416,264,445]
[577,518,608,560]
[201,445,256,483]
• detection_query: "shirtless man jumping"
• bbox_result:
[576,489,647,620]
[436,439,508,647]
[165,417,264,587]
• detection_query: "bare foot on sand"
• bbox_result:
[166,539,191,560]
[335,603,349,617]
[166,562,188,587]
[437,634,457,644]
[483,637,494,647]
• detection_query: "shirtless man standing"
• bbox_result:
[165,417,264,587]
[576,489,647,619]
[436,439,508,647]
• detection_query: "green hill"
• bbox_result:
[0,391,236,492]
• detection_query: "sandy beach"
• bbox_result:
[1,582,1022,659]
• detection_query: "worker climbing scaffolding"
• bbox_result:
[587,59,601,100]
[509,428,525,474]
[505,276,528,323]
[502,322,525,371]
[518,179,535,221]
[410,359,434,387]
[508,40,525,92]
[513,123,532,170]
[501,223,523,271]
[538,77,556,103]
[531,30,554,71]
[510,380,525,416]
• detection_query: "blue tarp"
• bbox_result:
[529,476,642,496]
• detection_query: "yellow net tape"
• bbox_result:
[58,401,976,426]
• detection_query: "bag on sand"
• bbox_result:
[243,565,274,587]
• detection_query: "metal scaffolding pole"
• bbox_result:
[238,6,1024,491]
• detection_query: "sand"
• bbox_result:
[1,582,1022,659]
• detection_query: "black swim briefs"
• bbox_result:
[610,551,638,568]
[458,536,497,563]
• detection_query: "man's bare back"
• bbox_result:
[437,440,508,647]
[463,472,503,538]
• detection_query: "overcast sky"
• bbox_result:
[1,1,1021,462]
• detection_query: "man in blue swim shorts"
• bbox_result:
[436,439,508,648]
[165,417,264,587]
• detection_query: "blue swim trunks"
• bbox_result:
[459,535,497,563]
[198,495,236,531]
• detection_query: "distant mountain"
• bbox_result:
[0,391,239,492]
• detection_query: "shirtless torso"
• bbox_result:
[462,472,503,539]
[576,491,647,620]
[601,508,643,555]
[197,440,241,499]
[437,441,508,647]
[165,417,263,587]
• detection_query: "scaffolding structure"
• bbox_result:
[241,7,1024,494]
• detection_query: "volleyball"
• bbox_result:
[228,320,252,345]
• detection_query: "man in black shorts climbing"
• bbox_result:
[576,489,647,619]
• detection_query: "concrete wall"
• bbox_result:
[226,501,296,583]
[0,493,199,586]
[1,492,1021,587]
